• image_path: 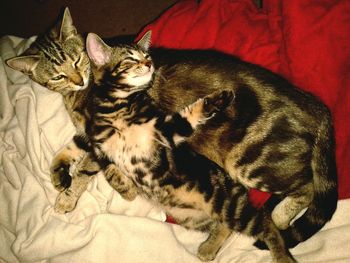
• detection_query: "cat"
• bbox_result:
[147,45,338,249]
[56,29,337,250]
[82,32,296,263]
[6,8,90,133]
[6,9,338,249]
[5,8,139,211]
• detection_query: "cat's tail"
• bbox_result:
[255,109,338,249]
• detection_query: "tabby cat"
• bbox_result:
[5,8,138,211]
[6,8,338,250]
[83,32,296,262]
[147,46,338,249]
[59,30,338,250]
[6,8,90,133]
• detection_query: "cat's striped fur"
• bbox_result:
[5,8,138,212]
[83,32,296,262]
[148,47,337,249]
[6,7,338,252]
[6,8,91,133]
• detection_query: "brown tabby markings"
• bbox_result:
[6,6,337,253]
[5,8,137,212]
[147,47,337,247]
[82,32,296,262]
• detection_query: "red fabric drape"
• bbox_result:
[138,0,350,205]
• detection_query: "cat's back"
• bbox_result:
[150,48,330,124]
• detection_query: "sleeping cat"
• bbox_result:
[6,8,90,133]
[5,8,139,209]
[147,46,338,248]
[82,32,296,263]
[6,8,338,250]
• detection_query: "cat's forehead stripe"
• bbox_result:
[121,45,147,58]
[52,41,67,61]
[34,35,66,65]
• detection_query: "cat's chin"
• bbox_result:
[73,78,91,91]
[126,75,152,88]
[72,86,87,91]
[125,67,154,87]
[113,88,144,99]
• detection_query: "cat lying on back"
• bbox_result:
[78,32,296,262]
[6,7,338,250]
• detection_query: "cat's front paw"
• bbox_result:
[203,89,234,117]
[104,164,139,201]
[50,161,72,192]
[110,178,138,201]
[54,189,78,214]
[197,241,219,262]
[118,186,138,201]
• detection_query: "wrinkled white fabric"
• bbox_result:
[0,36,349,263]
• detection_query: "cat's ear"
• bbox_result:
[137,31,152,51]
[50,7,78,41]
[6,55,41,75]
[86,33,112,67]
[59,7,78,41]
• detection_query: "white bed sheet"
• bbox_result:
[1,35,349,263]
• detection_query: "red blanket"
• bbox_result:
[138,0,350,203]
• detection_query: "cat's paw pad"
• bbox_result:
[54,190,78,214]
[203,89,234,116]
[50,163,72,192]
[197,243,219,262]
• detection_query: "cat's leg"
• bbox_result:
[167,89,234,144]
[104,162,138,201]
[91,143,138,201]
[54,153,99,213]
[180,89,234,130]
[197,222,232,261]
[272,182,313,230]
[54,156,138,213]
[50,134,90,191]
[258,217,296,263]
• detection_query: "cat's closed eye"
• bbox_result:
[121,60,137,69]
[51,74,66,81]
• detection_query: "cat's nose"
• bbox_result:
[72,75,84,86]
[145,61,152,68]
[76,79,84,86]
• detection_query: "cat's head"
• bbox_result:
[6,7,91,94]
[86,31,154,98]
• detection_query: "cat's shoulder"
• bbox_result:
[150,47,242,65]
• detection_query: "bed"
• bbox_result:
[1,0,350,262]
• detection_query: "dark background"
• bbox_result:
[0,0,178,38]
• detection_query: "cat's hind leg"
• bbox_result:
[258,217,297,263]
[197,222,232,261]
